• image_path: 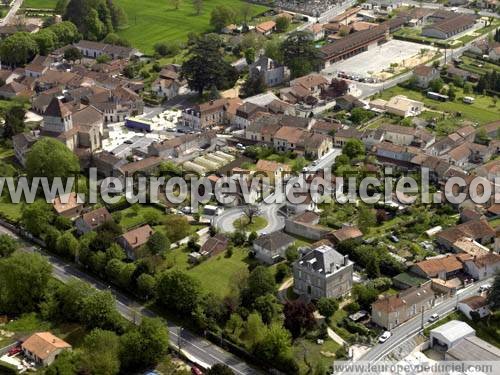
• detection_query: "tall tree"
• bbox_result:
[3,105,26,138]
[281,31,320,78]
[210,5,235,32]
[487,272,500,308]
[192,0,203,15]
[79,329,120,375]
[283,300,315,338]
[157,270,202,314]
[26,137,80,181]
[181,34,238,96]
[0,252,52,314]
[0,234,18,258]
[21,201,54,237]
[0,32,39,66]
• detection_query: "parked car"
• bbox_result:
[428,313,439,323]
[389,235,400,243]
[236,143,246,150]
[8,346,21,356]
[191,366,203,375]
[479,284,491,293]
[378,331,392,343]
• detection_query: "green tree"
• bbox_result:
[358,206,376,233]
[56,232,80,259]
[254,323,296,372]
[120,317,169,369]
[49,21,81,46]
[253,294,282,324]
[0,234,18,258]
[283,300,315,338]
[0,252,52,314]
[80,329,120,375]
[316,297,338,320]
[3,105,26,138]
[103,32,130,46]
[487,272,500,308]
[80,290,121,330]
[241,73,266,98]
[21,201,54,237]
[0,32,39,66]
[365,255,381,278]
[146,232,170,254]
[244,47,255,64]
[281,31,320,78]
[26,138,80,181]
[64,46,83,62]
[342,138,365,159]
[245,312,267,350]
[136,273,157,300]
[207,364,234,375]
[33,29,58,55]
[181,34,238,96]
[275,16,290,32]
[157,270,202,314]
[192,0,203,15]
[242,266,276,306]
[429,77,444,93]
[96,53,111,63]
[163,214,191,242]
[210,5,235,32]
[55,0,70,14]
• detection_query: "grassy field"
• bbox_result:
[293,337,340,374]
[163,246,251,297]
[233,216,268,232]
[115,0,268,54]
[21,0,58,8]
[378,85,500,125]
[117,204,165,230]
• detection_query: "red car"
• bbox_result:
[8,347,21,356]
[191,366,203,375]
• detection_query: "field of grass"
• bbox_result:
[233,215,267,232]
[163,246,251,297]
[293,337,340,374]
[115,0,268,54]
[21,0,58,8]
[117,204,165,230]
[378,85,500,125]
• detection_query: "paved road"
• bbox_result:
[309,147,342,172]
[213,201,285,234]
[403,1,499,18]
[0,225,263,375]
[358,278,493,363]
[0,0,23,26]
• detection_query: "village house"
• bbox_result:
[255,159,291,182]
[253,231,295,264]
[290,74,329,97]
[284,211,330,241]
[148,131,217,159]
[333,127,363,147]
[293,244,354,299]
[12,131,38,167]
[475,159,500,183]
[410,254,465,281]
[373,95,424,118]
[457,295,490,320]
[233,102,267,130]
[52,192,84,219]
[200,233,229,257]
[182,98,229,130]
[22,332,72,367]
[380,124,434,148]
[257,20,277,35]
[413,64,439,88]
[436,220,496,249]
[371,282,435,330]
[308,23,325,41]
[118,224,154,260]
[0,81,31,99]
[462,253,500,280]
[331,225,363,244]
[245,115,281,142]
[249,56,289,87]
[75,207,113,234]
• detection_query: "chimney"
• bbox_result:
[344,255,349,265]
[134,236,138,244]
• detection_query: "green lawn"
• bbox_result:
[163,246,251,297]
[117,204,165,230]
[21,0,58,8]
[294,337,340,374]
[115,0,268,54]
[233,216,268,232]
[489,218,500,229]
[378,85,500,125]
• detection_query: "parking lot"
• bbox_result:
[322,40,437,80]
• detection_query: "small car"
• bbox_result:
[428,313,439,323]
[389,235,400,243]
[312,160,319,166]
[378,331,392,343]
[479,284,491,293]
[191,366,203,375]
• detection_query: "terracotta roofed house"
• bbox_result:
[75,207,112,234]
[410,254,464,280]
[436,220,495,249]
[118,224,154,260]
[22,332,72,367]
[256,20,276,35]
[200,233,229,257]
[52,192,84,219]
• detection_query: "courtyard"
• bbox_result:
[323,40,438,81]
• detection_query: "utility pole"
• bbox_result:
[177,326,183,351]
[420,305,425,329]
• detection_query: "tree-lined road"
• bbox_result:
[0,225,263,375]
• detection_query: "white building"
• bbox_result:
[429,320,475,350]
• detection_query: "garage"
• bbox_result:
[429,320,476,350]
